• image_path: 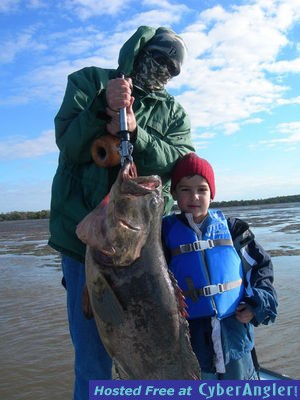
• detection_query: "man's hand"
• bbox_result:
[235,302,254,323]
[106,77,133,110]
[106,77,136,136]
[106,98,136,136]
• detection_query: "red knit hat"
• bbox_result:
[171,153,216,199]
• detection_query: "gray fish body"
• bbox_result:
[77,166,201,380]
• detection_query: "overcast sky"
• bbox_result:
[0,0,299,212]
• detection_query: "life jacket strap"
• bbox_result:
[171,238,233,256]
[184,277,243,301]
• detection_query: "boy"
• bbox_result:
[162,152,278,379]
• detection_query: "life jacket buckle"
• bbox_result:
[203,284,216,296]
[206,239,215,249]
[218,283,225,293]
[203,283,224,296]
[192,241,202,251]
[192,240,214,251]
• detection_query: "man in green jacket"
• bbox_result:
[49,25,194,399]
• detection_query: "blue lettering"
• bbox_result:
[199,383,209,399]
[93,385,142,396]
[215,383,224,396]
[242,383,253,396]
[145,386,175,396]
[94,386,104,395]
[226,386,234,396]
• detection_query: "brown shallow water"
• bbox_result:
[0,203,299,399]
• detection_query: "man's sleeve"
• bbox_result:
[54,67,109,163]
[133,99,194,177]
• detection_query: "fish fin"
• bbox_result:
[167,272,201,379]
[168,269,189,318]
[91,272,125,326]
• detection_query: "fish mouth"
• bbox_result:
[120,162,162,195]
[135,178,161,191]
[121,172,161,196]
[119,218,141,231]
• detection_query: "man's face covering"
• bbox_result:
[132,50,172,92]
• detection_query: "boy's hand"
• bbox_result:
[235,303,254,323]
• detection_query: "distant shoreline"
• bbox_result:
[211,194,300,208]
[1,194,299,221]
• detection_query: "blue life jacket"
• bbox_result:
[163,210,245,320]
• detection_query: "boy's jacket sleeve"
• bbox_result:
[228,217,278,326]
[246,240,278,326]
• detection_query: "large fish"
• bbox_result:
[76,163,201,380]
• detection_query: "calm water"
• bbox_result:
[0,203,299,399]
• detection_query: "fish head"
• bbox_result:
[76,162,164,267]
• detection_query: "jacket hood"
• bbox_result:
[118,26,156,76]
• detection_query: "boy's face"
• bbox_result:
[172,175,211,224]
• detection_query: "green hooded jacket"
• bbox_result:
[48,26,194,263]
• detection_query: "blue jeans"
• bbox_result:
[62,255,112,400]
[189,318,258,380]
[201,352,258,380]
